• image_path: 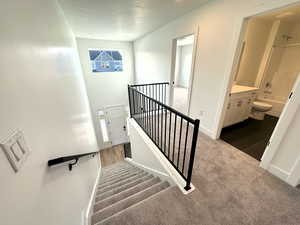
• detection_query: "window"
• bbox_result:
[89,50,123,72]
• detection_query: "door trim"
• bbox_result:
[169,27,199,116]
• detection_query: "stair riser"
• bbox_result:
[95,175,154,202]
[102,164,133,174]
[94,177,161,212]
[101,167,138,180]
[97,170,144,190]
[97,172,148,194]
[92,182,170,224]
[101,168,141,181]
[99,169,142,186]
[102,163,134,172]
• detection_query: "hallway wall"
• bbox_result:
[133,0,300,138]
[235,18,273,87]
[133,0,300,186]
[76,38,134,149]
[0,1,99,225]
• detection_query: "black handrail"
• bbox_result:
[48,151,99,171]
[130,82,169,87]
[128,83,199,191]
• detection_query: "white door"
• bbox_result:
[105,105,129,146]
[261,73,300,169]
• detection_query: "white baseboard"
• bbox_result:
[199,124,215,139]
[125,158,174,185]
[268,164,289,181]
[287,157,300,187]
[85,166,101,225]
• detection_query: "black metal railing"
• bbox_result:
[48,151,99,171]
[130,82,169,104]
[128,82,199,190]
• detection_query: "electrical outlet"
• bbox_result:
[199,110,205,117]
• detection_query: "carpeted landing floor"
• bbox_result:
[100,132,300,225]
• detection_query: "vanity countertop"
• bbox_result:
[231,85,259,94]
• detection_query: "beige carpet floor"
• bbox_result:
[100,131,300,225]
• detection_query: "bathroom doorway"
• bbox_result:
[220,5,300,161]
[170,34,196,115]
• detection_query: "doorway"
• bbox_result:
[220,5,300,161]
[170,34,195,114]
[98,105,129,148]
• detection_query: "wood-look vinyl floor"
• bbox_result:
[100,144,125,168]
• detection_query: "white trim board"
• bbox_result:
[287,157,300,186]
[169,27,199,117]
[85,166,101,225]
[268,165,290,181]
[199,124,215,140]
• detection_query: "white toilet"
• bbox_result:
[251,101,272,120]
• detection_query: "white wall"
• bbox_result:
[177,44,193,88]
[128,120,168,176]
[0,1,99,225]
[271,22,300,101]
[236,18,273,87]
[134,0,300,137]
[76,38,134,149]
[134,0,300,186]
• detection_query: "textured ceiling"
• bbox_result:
[59,0,210,41]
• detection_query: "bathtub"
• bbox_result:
[256,95,286,117]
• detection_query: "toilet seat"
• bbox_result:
[253,101,272,111]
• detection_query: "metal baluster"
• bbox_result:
[172,114,177,161]
[152,99,154,138]
[177,118,183,168]
[182,121,189,174]
[145,96,150,134]
[157,103,160,145]
[168,111,172,158]
[139,92,142,125]
[164,107,167,154]
[164,84,168,104]
[185,119,200,191]
[127,86,132,118]
[132,88,136,115]
[142,94,145,129]
[159,84,161,102]
[161,104,163,151]
[154,101,157,142]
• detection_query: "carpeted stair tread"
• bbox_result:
[101,163,134,174]
[92,181,170,224]
[94,177,161,212]
[97,172,148,194]
[95,174,154,202]
[101,166,139,179]
[99,168,143,185]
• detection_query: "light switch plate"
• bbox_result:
[0,130,30,172]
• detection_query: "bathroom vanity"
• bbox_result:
[223,85,259,127]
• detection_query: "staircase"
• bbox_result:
[92,162,170,225]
